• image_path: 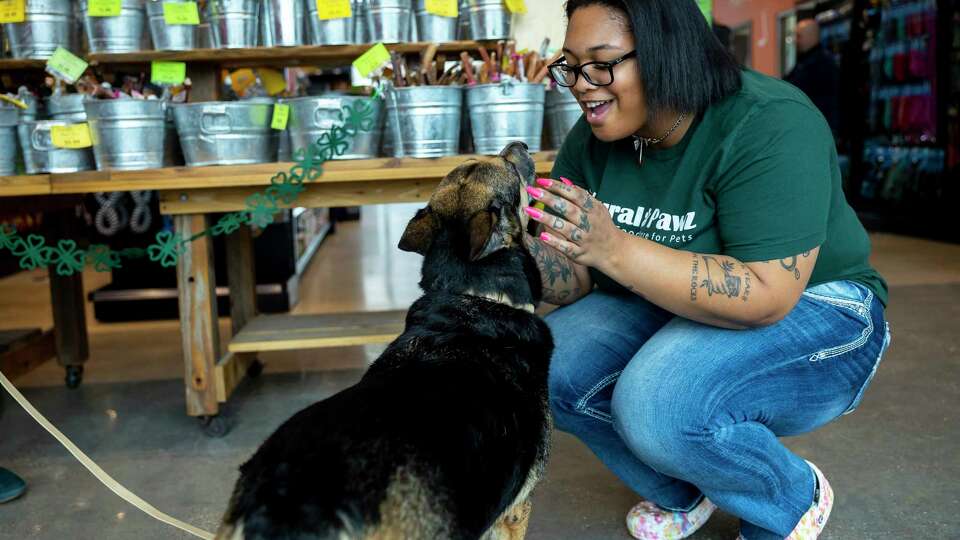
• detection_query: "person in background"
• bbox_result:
[0,398,26,504]
[785,18,841,134]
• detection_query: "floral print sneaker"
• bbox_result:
[736,461,834,540]
[626,496,717,540]
[785,461,834,539]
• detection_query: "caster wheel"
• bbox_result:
[199,415,232,438]
[65,365,84,389]
[246,359,264,378]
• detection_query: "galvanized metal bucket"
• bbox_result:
[283,95,384,160]
[3,0,78,60]
[414,0,458,42]
[353,0,368,43]
[365,0,411,44]
[17,121,95,174]
[545,87,582,150]
[46,94,87,122]
[84,99,166,171]
[145,0,197,51]
[204,0,259,49]
[82,0,146,53]
[306,0,355,46]
[467,81,544,155]
[464,0,512,41]
[0,107,19,175]
[261,0,305,47]
[172,99,278,167]
[383,86,462,158]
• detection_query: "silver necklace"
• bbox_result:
[632,113,686,166]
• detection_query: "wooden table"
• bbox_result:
[0,154,555,435]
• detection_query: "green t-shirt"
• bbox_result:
[551,69,888,306]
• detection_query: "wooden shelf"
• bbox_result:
[229,311,407,353]
[32,153,556,195]
[2,42,481,71]
[0,58,45,70]
[94,41,481,69]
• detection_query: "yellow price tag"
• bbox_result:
[425,0,458,18]
[0,0,25,23]
[504,0,526,14]
[151,61,186,85]
[46,47,89,84]
[51,124,93,149]
[87,0,122,17]
[353,43,391,78]
[316,0,352,20]
[271,104,290,131]
[162,2,200,25]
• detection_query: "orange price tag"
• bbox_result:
[0,0,25,23]
[316,0,352,20]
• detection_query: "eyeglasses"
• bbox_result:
[548,50,638,88]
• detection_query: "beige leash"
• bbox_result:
[0,371,215,540]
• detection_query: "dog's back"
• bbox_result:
[217,292,552,540]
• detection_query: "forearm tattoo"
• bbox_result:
[526,233,573,288]
[690,254,700,301]
[780,251,812,280]
[700,256,742,299]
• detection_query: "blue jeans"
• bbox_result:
[546,280,891,539]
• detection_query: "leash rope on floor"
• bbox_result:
[0,371,215,540]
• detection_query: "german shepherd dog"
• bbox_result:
[215,141,553,540]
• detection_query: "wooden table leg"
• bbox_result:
[214,226,260,402]
[46,210,90,389]
[175,214,221,418]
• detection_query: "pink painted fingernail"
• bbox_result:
[525,186,544,199]
[540,232,552,242]
[536,178,553,188]
[524,207,544,219]
[560,176,574,186]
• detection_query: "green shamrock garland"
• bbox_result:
[0,96,379,277]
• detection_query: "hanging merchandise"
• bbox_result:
[94,191,129,237]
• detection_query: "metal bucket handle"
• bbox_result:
[499,79,516,96]
[31,124,55,152]
[312,98,343,129]
[200,104,231,140]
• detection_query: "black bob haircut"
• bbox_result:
[565,0,742,116]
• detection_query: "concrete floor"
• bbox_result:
[0,204,958,539]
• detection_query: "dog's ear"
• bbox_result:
[399,207,437,255]
[468,204,508,261]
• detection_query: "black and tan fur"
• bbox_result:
[215,142,553,540]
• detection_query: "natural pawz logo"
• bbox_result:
[593,194,698,245]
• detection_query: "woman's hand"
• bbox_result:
[523,177,625,272]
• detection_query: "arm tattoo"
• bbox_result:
[780,256,801,279]
[526,234,573,287]
[690,254,699,302]
[741,264,753,303]
[700,256,742,298]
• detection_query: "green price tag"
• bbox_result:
[162,2,200,25]
[87,0,122,17]
[151,61,187,85]
[697,0,712,23]
[46,47,88,84]
[353,43,391,78]
[271,104,290,131]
